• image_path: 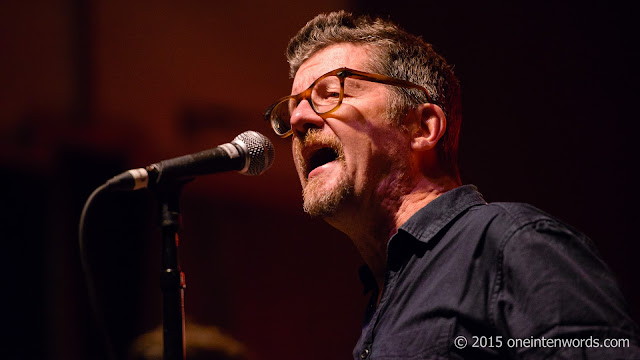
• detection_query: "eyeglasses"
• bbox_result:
[263,67,432,137]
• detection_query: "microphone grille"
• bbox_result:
[234,131,275,176]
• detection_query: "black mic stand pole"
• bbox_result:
[158,181,189,360]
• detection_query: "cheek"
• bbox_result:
[341,135,375,181]
[348,128,409,176]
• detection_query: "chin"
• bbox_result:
[302,173,353,217]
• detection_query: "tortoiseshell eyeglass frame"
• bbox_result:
[263,67,433,138]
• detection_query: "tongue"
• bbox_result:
[308,160,338,179]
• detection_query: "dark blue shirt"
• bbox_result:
[353,185,640,359]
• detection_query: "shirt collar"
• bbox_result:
[359,185,486,295]
[397,184,487,245]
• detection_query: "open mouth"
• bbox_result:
[307,147,339,177]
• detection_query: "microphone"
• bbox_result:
[105,130,274,191]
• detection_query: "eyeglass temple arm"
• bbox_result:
[344,71,433,103]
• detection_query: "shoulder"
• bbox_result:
[472,204,640,343]
[465,201,605,296]
[461,201,593,251]
[467,201,564,229]
[450,201,592,256]
[435,197,640,354]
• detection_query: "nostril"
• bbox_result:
[303,123,321,132]
[293,123,319,139]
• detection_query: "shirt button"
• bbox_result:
[360,348,370,359]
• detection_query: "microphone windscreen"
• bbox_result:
[234,131,275,176]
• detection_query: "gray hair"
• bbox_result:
[286,11,461,178]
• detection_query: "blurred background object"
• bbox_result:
[1,1,638,359]
[129,321,249,360]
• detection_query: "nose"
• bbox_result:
[289,99,325,137]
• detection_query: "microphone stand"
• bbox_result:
[158,181,188,360]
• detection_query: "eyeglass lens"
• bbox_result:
[271,75,342,136]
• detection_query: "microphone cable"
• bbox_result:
[78,183,117,360]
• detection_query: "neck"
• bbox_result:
[325,174,459,292]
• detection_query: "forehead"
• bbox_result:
[291,43,375,94]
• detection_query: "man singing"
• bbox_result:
[264,11,639,359]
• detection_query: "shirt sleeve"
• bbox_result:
[494,217,640,359]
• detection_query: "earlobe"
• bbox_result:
[410,104,447,152]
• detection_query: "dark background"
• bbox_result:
[2,1,638,359]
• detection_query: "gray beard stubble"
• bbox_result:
[302,166,352,217]
[295,131,353,217]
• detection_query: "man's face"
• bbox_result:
[290,43,412,218]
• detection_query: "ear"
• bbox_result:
[409,103,447,152]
